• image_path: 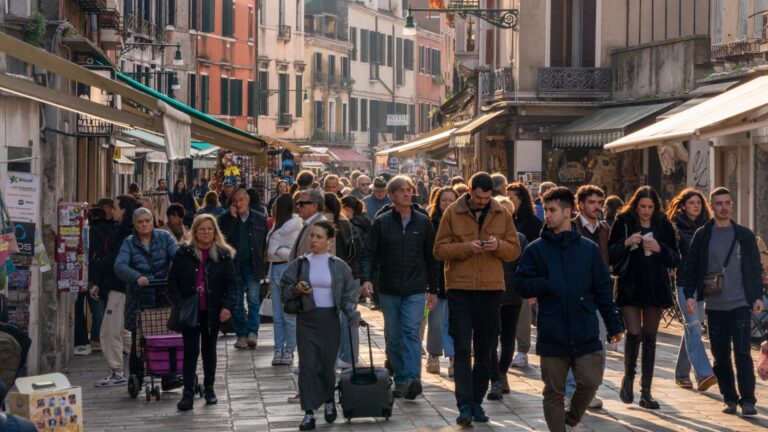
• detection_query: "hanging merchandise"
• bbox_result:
[0,192,20,261]
[55,203,89,293]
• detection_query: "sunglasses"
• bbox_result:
[296,201,315,207]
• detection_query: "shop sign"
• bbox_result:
[11,222,35,256]
[2,171,40,223]
[452,134,472,149]
[386,114,409,126]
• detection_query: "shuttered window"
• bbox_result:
[220,77,229,115]
[200,75,209,113]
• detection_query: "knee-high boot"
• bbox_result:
[639,332,660,409]
[620,333,641,404]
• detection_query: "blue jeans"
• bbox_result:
[233,265,260,338]
[442,298,454,357]
[74,292,105,346]
[338,279,362,364]
[427,297,454,357]
[270,263,296,351]
[675,286,714,383]
[379,292,425,384]
[565,314,606,397]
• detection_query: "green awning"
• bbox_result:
[191,142,214,151]
[553,102,675,148]
[121,129,213,154]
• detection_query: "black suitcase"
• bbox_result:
[337,322,394,422]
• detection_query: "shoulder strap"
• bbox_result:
[722,231,739,271]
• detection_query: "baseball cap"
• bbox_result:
[372,176,387,192]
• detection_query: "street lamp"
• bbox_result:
[403,5,519,35]
[171,73,180,90]
[173,45,183,66]
[121,42,185,67]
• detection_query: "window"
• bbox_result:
[466,19,475,52]
[341,57,349,79]
[278,73,289,114]
[314,101,324,131]
[403,39,414,70]
[369,31,377,63]
[124,0,132,16]
[550,0,596,67]
[155,0,163,28]
[247,80,255,116]
[230,79,243,116]
[350,98,358,131]
[278,0,285,26]
[361,29,369,62]
[258,71,268,115]
[248,6,254,41]
[329,55,336,78]
[259,0,265,24]
[387,35,393,67]
[434,49,441,76]
[220,77,229,115]
[396,37,404,85]
[189,0,198,30]
[342,103,347,136]
[419,46,425,73]
[360,98,368,132]
[296,0,301,31]
[222,0,234,37]
[168,0,175,26]
[200,75,209,113]
[188,73,196,108]
[202,0,215,33]
[314,52,322,76]
[350,27,357,61]
[295,75,303,117]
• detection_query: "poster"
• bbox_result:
[56,203,89,293]
[11,222,35,257]
[2,171,40,223]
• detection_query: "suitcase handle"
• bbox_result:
[348,320,376,376]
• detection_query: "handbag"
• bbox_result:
[167,294,199,332]
[259,288,273,318]
[702,235,738,297]
[611,225,631,278]
[283,258,305,314]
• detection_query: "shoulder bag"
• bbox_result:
[283,258,305,314]
[702,235,738,297]
[167,293,199,332]
[611,224,631,278]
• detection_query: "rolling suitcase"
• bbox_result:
[337,321,394,422]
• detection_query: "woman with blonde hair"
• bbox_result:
[168,214,237,411]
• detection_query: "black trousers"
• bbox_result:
[706,306,756,405]
[490,304,522,382]
[448,290,502,408]
[182,312,219,392]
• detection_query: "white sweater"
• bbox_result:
[266,215,302,262]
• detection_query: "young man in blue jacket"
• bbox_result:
[515,187,623,432]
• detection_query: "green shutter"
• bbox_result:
[221,77,229,115]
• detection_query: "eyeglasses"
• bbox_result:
[296,201,315,207]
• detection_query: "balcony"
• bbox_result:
[124,14,166,42]
[278,25,291,41]
[312,129,354,146]
[74,0,107,11]
[537,67,611,95]
[711,39,761,61]
[479,67,514,102]
[278,113,293,128]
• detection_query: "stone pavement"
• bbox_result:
[64,306,768,431]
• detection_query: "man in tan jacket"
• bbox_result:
[434,172,521,426]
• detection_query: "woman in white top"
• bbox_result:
[266,193,302,366]
[280,220,362,431]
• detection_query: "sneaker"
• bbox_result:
[271,349,283,366]
[336,359,353,369]
[94,371,126,387]
[426,355,440,374]
[287,393,301,404]
[722,401,737,415]
[741,402,757,417]
[471,403,489,423]
[565,424,580,432]
[280,350,294,366]
[588,396,603,410]
[456,404,473,426]
[404,379,423,400]
[323,401,337,423]
[246,332,258,348]
[392,383,406,399]
[675,378,693,389]
[234,337,250,349]
[73,345,91,356]
[500,374,510,394]
[487,381,503,400]
[564,395,571,411]
[299,413,316,431]
[511,352,528,368]
[448,357,455,378]
[90,341,101,352]
[697,374,717,392]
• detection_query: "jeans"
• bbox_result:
[448,290,501,408]
[427,297,447,357]
[338,279,362,364]
[541,351,605,431]
[182,312,218,391]
[379,292,425,385]
[675,286,713,383]
[442,299,454,357]
[565,314,607,397]
[490,304,522,382]
[706,306,756,405]
[74,291,105,346]
[270,263,296,351]
[233,265,261,338]
[515,301,532,353]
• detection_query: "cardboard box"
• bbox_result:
[6,373,83,431]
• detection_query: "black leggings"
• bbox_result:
[621,306,663,335]
[490,304,522,382]
[182,312,219,392]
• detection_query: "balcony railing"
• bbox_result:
[278,113,293,127]
[278,25,291,40]
[711,39,761,60]
[124,14,166,42]
[312,129,354,145]
[479,67,514,100]
[537,67,611,93]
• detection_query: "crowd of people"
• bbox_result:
[73,167,767,431]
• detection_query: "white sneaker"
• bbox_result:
[94,371,126,387]
[511,352,528,368]
[74,345,91,356]
[287,393,301,403]
[588,397,603,410]
[336,359,353,369]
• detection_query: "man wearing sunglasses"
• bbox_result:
[289,189,334,261]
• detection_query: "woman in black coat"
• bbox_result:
[608,186,680,410]
[169,180,197,228]
[168,214,237,411]
[506,182,543,242]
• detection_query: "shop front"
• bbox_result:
[450,109,508,179]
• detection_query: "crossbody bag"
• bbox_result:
[702,235,738,297]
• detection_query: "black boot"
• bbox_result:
[204,387,218,405]
[639,332,660,410]
[177,390,194,411]
[620,333,641,404]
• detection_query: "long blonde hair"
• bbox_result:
[189,214,236,262]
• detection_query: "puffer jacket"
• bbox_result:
[114,229,179,331]
[672,211,708,287]
[434,194,521,291]
[266,216,302,263]
[515,227,623,357]
[347,214,371,279]
[359,204,438,296]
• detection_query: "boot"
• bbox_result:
[177,390,194,411]
[639,332,660,410]
[204,387,218,405]
[620,333,641,404]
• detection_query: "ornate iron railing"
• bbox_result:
[312,130,354,145]
[537,67,611,93]
[278,113,293,126]
[711,39,760,60]
[278,25,291,40]
[479,67,514,98]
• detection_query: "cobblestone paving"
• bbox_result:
[65,306,768,431]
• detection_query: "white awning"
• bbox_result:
[605,76,768,152]
[113,156,135,175]
[376,128,455,157]
[145,151,169,164]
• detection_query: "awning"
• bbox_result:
[552,102,674,148]
[376,128,455,157]
[120,129,165,150]
[605,76,768,152]
[145,151,169,164]
[688,80,740,96]
[327,147,370,167]
[301,160,325,169]
[657,98,711,120]
[452,110,506,136]
[113,156,135,175]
